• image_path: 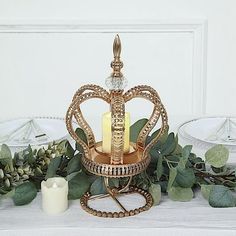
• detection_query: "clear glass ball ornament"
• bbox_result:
[105,75,128,90]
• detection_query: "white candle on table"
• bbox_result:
[41,177,68,215]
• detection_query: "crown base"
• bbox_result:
[81,141,150,178]
[80,185,153,218]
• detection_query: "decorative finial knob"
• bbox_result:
[106,34,127,90]
[111,34,123,78]
[113,34,121,59]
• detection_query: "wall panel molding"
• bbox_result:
[0,20,207,115]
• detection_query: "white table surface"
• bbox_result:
[1,117,236,236]
[1,190,236,236]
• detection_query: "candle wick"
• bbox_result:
[52,182,58,188]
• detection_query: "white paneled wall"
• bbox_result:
[0,0,235,130]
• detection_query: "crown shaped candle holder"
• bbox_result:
[66,35,168,218]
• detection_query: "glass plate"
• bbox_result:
[0,116,75,152]
[178,116,236,153]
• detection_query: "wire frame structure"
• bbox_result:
[66,35,168,218]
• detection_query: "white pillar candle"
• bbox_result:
[102,112,130,153]
[41,177,68,215]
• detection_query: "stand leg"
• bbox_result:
[89,190,135,201]
[104,177,128,212]
[109,193,127,212]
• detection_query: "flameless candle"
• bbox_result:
[102,112,130,153]
[41,177,68,215]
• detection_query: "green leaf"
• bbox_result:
[109,178,119,188]
[65,142,75,158]
[159,127,169,142]
[152,128,169,149]
[45,156,62,179]
[67,153,81,175]
[167,167,177,190]
[182,145,192,159]
[172,144,182,155]
[66,171,80,181]
[90,177,107,195]
[159,181,168,193]
[149,129,161,142]
[209,185,235,207]
[175,168,196,188]
[205,144,229,168]
[56,140,68,153]
[168,187,193,201]
[149,183,161,206]
[130,118,148,143]
[148,127,168,145]
[178,145,192,169]
[201,184,214,200]
[0,144,12,159]
[0,144,13,171]
[156,155,163,180]
[160,133,177,155]
[149,148,160,160]
[75,128,88,152]
[148,148,161,175]
[12,182,37,206]
[75,128,87,143]
[23,145,35,165]
[68,171,90,200]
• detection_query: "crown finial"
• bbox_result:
[111,34,123,78]
[113,34,121,59]
[106,34,127,90]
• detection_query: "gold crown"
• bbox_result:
[65,35,168,218]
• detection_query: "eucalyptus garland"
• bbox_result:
[0,118,235,208]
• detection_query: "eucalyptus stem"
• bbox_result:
[194,168,236,187]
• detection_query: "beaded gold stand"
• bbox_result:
[66,35,168,218]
